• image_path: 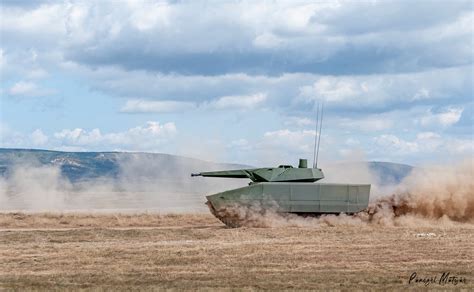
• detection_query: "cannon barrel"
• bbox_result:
[190,169,250,179]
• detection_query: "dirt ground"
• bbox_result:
[0,213,472,290]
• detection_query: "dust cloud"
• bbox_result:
[367,159,474,225]
[210,158,473,227]
[1,154,473,228]
[0,154,246,213]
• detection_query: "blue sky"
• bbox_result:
[0,0,473,166]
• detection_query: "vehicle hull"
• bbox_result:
[206,182,371,227]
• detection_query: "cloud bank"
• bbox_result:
[0,0,472,165]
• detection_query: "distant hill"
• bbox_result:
[0,148,248,182]
[367,161,413,185]
[0,148,412,186]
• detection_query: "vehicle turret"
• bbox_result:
[191,159,324,183]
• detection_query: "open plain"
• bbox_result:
[0,212,472,290]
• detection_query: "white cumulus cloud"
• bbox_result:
[207,93,267,110]
[9,81,37,96]
[8,81,55,97]
[53,121,177,151]
[121,99,196,113]
[420,107,464,127]
[30,129,48,146]
[262,129,316,154]
[339,115,394,131]
[374,134,419,154]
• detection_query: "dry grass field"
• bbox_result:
[0,212,473,291]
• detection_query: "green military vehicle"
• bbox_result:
[192,104,370,227]
[192,158,370,227]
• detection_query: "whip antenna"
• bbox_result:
[312,102,320,168]
[315,102,324,168]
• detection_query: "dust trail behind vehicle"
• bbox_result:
[208,158,473,227]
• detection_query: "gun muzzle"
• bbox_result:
[191,173,202,177]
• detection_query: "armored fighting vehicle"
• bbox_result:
[192,104,370,227]
[192,158,370,227]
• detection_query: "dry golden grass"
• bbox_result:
[0,212,214,229]
[0,212,473,290]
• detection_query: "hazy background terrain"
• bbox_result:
[0,148,412,212]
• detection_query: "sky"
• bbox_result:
[0,0,473,166]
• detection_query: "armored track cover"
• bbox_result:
[205,182,370,227]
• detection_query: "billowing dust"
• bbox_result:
[1,156,473,228]
[211,159,474,227]
[0,154,246,212]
